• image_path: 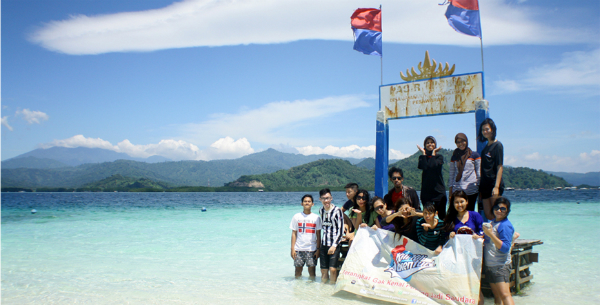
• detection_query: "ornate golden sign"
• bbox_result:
[400,51,455,82]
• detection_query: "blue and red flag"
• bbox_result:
[351,8,382,56]
[445,0,481,38]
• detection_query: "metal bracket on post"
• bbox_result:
[475,99,489,155]
[375,111,389,198]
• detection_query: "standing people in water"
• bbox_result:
[383,167,421,212]
[289,195,322,280]
[479,197,515,305]
[444,190,484,239]
[318,188,344,284]
[448,133,481,211]
[417,136,447,219]
[479,118,504,220]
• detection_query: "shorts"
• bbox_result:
[294,251,317,268]
[480,183,504,200]
[483,263,511,283]
[319,244,342,270]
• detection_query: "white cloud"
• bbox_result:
[2,116,14,131]
[41,134,115,150]
[16,109,49,124]
[182,95,370,145]
[505,150,600,173]
[28,0,594,55]
[492,48,600,95]
[296,144,410,160]
[39,135,254,161]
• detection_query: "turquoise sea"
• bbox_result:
[2,191,599,304]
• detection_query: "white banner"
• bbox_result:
[335,228,483,305]
[380,73,483,120]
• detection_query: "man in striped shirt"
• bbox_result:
[318,188,344,284]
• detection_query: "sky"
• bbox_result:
[1,0,599,173]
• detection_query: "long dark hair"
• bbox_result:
[393,198,414,240]
[444,190,469,232]
[478,118,497,142]
[350,189,372,225]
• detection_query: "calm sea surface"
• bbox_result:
[2,191,599,304]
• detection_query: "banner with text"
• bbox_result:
[334,228,483,305]
[380,73,483,120]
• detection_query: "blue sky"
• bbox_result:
[1,0,599,173]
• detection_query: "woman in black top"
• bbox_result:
[417,136,447,219]
[478,118,504,220]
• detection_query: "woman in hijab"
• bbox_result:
[448,133,481,211]
[417,136,447,219]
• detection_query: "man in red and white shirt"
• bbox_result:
[290,194,322,280]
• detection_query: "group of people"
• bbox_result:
[289,118,516,305]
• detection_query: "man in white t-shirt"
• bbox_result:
[290,194,322,280]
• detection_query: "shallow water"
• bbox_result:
[2,191,599,304]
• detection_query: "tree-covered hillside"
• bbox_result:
[228,159,375,191]
[228,150,571,191]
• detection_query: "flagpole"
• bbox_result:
[380,4,383,86]
[479,37,484,74]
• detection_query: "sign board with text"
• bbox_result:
[380,73,483,120]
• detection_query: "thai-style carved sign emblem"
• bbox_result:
[400,51,455,82]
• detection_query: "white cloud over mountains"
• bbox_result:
[29,0,593,55]
[40,135,405,162]
[492,48,600,96]
[296,145,409,160]
[40,135,254,161]
[505,150,600,173]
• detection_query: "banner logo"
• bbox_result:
[384,238,435,281]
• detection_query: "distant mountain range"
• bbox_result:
[1,146,584,190]
[1,147,365,188]
[546,171,600,187]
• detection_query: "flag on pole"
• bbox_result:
[351,8,382,56]
[445,0,481,38]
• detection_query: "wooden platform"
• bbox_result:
[481,239,543,296]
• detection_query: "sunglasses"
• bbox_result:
[320,197,332,201]
[356,195,366,200]
[391,177,403,181]
[374,205,384,210]
[493,206,507,212]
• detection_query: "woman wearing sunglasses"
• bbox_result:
[349,189,377,230]
[367,196,395,231]
[480,197,515,305]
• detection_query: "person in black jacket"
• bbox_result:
[417,136,447,219]
[383,167,421,212]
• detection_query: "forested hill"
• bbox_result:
[228,150,571,191]
[226,159,375,191]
